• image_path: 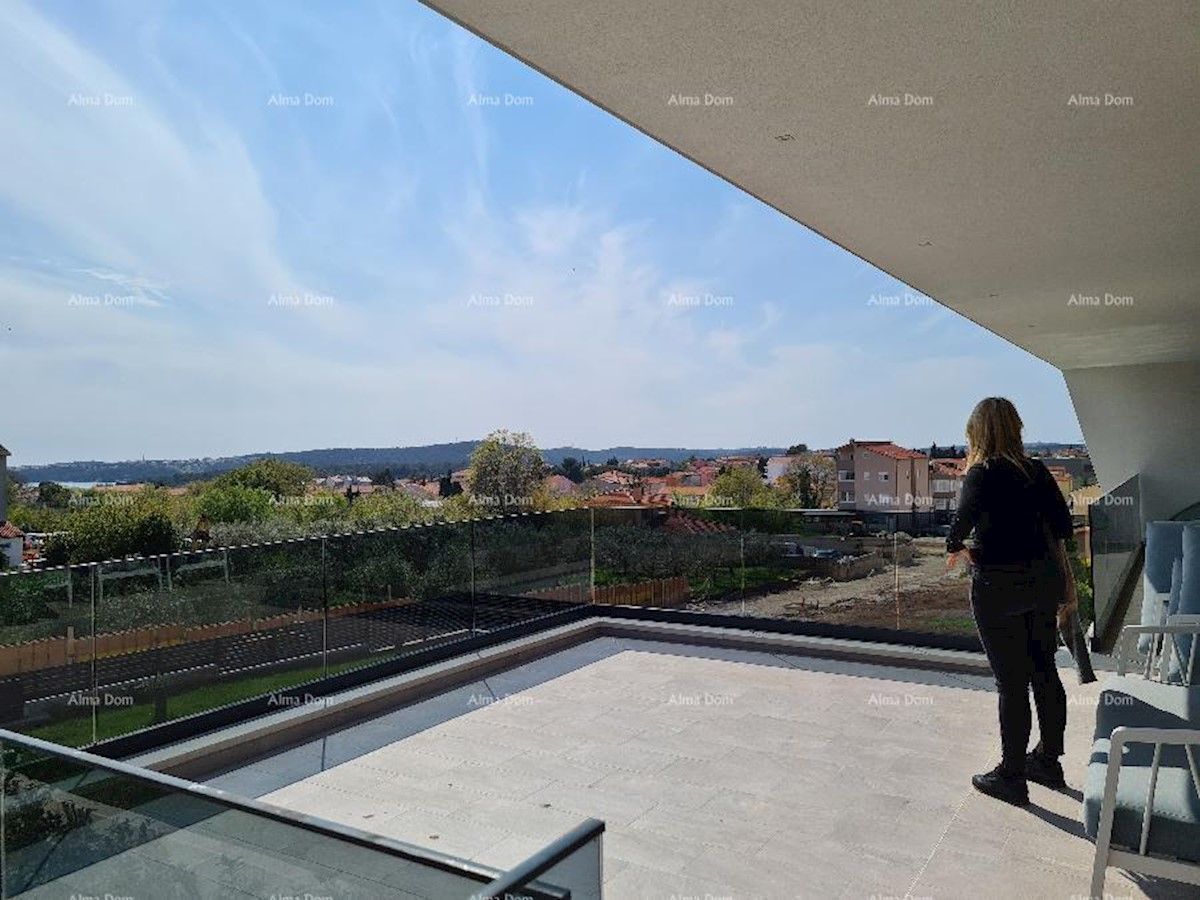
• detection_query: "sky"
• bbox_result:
[0,0,1083,467]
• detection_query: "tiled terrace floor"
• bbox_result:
[212,638,1194,899]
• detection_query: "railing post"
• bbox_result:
[469,519,477,636]
[321,537,328,681]
[89,562,97,747]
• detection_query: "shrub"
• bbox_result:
[43,506,180,564]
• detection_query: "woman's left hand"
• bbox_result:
[945,548,976,571]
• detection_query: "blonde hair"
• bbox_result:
[964,397,1034,477]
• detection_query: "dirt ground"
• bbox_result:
[696,536,978,636]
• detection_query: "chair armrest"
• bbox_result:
[1120,623,1200,635]
[1109,726,1200,750]
[1100,727,1200,856]
[1116,621,1200,675]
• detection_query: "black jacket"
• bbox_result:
[946,457,1073,566]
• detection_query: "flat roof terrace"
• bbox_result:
[192,635,1195,899]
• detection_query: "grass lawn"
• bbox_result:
[688,565,800,600]
[594,566,799,602]
[917,615,979,635]
[22,653,399,748]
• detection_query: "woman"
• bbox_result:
[945,397,1077,806]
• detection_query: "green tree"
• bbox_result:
[43,505,178,564]
[195,484,275,523]
[777,453,837,508]
[709,466,768,507]
[558,457,586,483]
[7,471,24,502]
[370,468,394,487]
[469,430,546,512]
[213,458,312,498]
[785,443,809,455]
[8,501,70,535]
[348,490,425,528]
[439,471,463,498]
[37,481,72,508]
[781,464,815,507]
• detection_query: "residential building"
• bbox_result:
[687,461,720,486]
[1046,464,1075,498]
[1070,483,1104,514]
[714,454,760,469]
[0,444,24,569]
[395,480,441,501]
[835,440,933,531]
[1037,453,1095,487]
[624,457,668,470]
[930,457,968,521]
[593,469,635,488]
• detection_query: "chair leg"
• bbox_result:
[1090,845,1108,899]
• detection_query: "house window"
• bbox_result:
[879,472,890,482]
[841,491,853,503]
[863,471,871,481]
[838,470,854,481]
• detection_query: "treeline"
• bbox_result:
[6,433,572,567]
[13,442,791,486]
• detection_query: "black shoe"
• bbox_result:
[1025,751,1066,789]
[972,765,1029,806]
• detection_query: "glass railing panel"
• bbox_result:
[688,505,977,639]
[0,730,497,899]
[470,508,592,631]
[0,563,96,747]
[591,506,741,613]
[1089,473,1141,638]
[893,525,974,638]
[323,522,474,675]
[90,538,326,742]
[720,508,855,622]
[475,820,603,900]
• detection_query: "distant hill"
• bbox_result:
[1025,442,1088,453]
[12,440,1086,485]
[12,442,789,485]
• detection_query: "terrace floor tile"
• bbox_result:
[217,637,1190,899]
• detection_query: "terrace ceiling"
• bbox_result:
[422,1,1200,370]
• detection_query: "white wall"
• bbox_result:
[1065,360,1200,523]
[0,537,20,569]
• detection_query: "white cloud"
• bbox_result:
[0,2,1080,466]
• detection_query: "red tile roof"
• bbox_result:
[855,442,928,461]
[543,474,578,495]
[930,458,967,475]
[0,522,25,539]
[661,514,737,534]
[595,470,635,485]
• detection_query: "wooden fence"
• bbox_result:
[1,575,693,677]
[0,597,415,677]
[524,576,690,609]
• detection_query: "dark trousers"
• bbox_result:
[972,567,1067,775]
